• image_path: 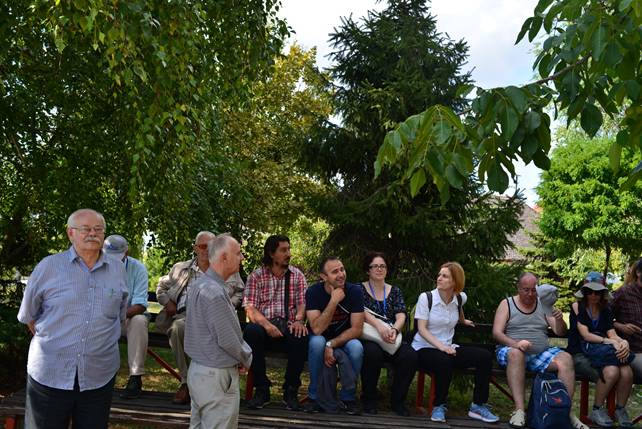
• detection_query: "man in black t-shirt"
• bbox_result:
[305,256,364,414]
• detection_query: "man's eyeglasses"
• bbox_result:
[369,264,387,270]
[195,244,208,250]
[70,226,105,234]
[519,287,537,294]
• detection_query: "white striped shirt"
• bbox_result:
[18,246,128,391]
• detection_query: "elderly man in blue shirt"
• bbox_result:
[18,208,128,429]
[103,234,150,399]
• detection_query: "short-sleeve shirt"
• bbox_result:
[577,304,614,337]
[243,265,307,320]
[305,282,364,339]
[411,289,467,351]
[360,282,406,324]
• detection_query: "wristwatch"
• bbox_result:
[325,340,333,348]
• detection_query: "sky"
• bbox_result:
[278,0,541,204]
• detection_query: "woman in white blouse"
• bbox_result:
[412,262,499,424]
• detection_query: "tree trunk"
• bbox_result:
[604,243,611,283]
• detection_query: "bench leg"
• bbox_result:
[579,379,590,424]
[5,415,18,429]
[427,373,436,416]
[607,388,616,418]
[147,348,182,381]
[245,369,254,401]
[490,375,514,402]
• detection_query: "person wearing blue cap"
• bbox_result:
[103,234,149,399]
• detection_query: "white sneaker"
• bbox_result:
[509,409,526,428]
[570,414,589,429]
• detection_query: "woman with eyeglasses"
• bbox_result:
[359,251,417,416]
[412,262,499,424]
[576,281,635,428]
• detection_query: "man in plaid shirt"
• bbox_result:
[612,259,642,379]
[243,235,308,410]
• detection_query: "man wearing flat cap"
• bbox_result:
[104,234,150,399]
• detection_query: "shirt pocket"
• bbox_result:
[101,287,122,320]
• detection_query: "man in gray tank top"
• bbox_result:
[492,272,587,429]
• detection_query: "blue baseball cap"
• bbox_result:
[584,271,605,284]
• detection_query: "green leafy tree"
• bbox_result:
[376,0,642,202]
[0,0,288,272]
[304,0,524,318]
[537,131,642,277]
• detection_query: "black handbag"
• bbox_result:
[268,270,291,335]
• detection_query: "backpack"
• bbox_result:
[410,291,463,339]
[527,372,572,429]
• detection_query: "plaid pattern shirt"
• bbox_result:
[243,265,307,320]
[611,283,642,353]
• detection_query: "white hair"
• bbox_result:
[194,230,215,243]
[208,233,233,262]
[67,209,106,229]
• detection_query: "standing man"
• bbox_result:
[103,234,149,399]
[156,231,244,404]
[305,256,365,414]
[185,233,252,429]
[18,209,128,429]
[243,235,308,410]
[492,272,587,429]
[612,259,642,378]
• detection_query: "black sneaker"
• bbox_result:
[340,400,360,415]
[120,375,142,399]
[283,386,301,411]
[392,404,410,417]
[303,400,322,413]
[246,387,270,409]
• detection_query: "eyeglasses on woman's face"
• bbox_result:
[369,264,387,270]
[583,289,604,296]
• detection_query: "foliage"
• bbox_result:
[303,0,524,321]
[0,281,30,391]
[375,0,642,202]
[0,0,288,272]
[537,131,642,273]
[287,216,331,279]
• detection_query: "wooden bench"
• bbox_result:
[413,323,642,425]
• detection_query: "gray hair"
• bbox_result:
[208,233,233,262]
[194,230,215,243]
[67,209,106,229]
[518,271,538,287]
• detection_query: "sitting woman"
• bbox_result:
[412,262,499,424]
[576,281,635,428]
[359,251,417,416]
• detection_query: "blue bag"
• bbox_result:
[527,372,572,429]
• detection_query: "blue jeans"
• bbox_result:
[307,335,363,401]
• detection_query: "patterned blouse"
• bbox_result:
[360,282,407,325]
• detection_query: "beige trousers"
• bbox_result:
[187,361,239,429]
[123,314,149,376]
[168,315,189,383]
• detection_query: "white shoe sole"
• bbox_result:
[468,410,499,423]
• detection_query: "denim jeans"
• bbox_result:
[307,334,363,401]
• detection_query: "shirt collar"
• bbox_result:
[432,289,457,307]
[67,246,109,270]
[205,268,225,284]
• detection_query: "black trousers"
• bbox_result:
[417,345,492,406]
[25,374,115,429]
[243,322,308,389]
[360,340,417,407]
